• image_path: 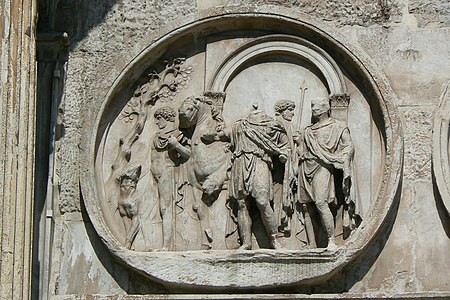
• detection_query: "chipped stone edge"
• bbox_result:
[432,80,450,216]
[50,291,450,300]
[79,5,403,289]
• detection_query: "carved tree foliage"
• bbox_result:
[105,58,193,208]
[120,58,193,123]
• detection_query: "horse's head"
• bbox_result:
[178,96,201,128]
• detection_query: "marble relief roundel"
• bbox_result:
[81,12,403,289]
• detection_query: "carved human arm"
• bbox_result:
[296,129,306,163]
[280,134,291,161]
[279,154,288,163]
[272,119,291,164]
[201,127,231,142]
[293,130,302,146]
[167,136,191,159]
[339,127,354,195]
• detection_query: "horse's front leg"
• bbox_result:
[202,159,229,197]
[192,187,213,250]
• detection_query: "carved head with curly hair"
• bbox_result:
[274,99,295,121]
[154,106,176,129]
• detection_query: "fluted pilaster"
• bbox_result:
[0,0,37,299]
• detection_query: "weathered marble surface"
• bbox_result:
[29,0,450,298]
[0,1,37,299]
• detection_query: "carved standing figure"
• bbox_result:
[151,106,191,250]
[117,166,142,249]
[299,97,361,250]
[104,58,192,248]
[204,107,290,249]
[178,95,230,249]
[273,100,298,236]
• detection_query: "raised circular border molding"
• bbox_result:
[432,81,450,217]
[80,6,403,290]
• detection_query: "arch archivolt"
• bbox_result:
[209,35,347,96]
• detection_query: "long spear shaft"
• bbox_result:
[293,80,307,162]
[293,80,308,163]
[295,80,308,130]
[296,81,314,245]
[297,81,307,131]
[280,81,308,232]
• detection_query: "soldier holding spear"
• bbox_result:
[272,82,307,237]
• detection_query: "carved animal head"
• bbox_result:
[118,165,142,196]
[178,96,201,128]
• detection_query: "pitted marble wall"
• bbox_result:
[33,0,450,298]
[0,1,37,300]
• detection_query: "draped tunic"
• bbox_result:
[300,117,361,230]
[228,110,290,200]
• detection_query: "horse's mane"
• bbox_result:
[210,103,224,124]
[187,96,224,124]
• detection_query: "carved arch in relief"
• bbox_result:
[209,34,347,95]
[80,9,403,290]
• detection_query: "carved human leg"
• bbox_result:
[315,200,337,249]
[254,198,283,250]
[236,198,252,250]
[302,203,317,248]
[252,161,283,249]
[311,167,337,249]
[158,169,175,250]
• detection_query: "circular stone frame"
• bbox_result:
[80,7,403,290]
[433,81,450,217]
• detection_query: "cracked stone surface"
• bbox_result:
[32,0,450,297]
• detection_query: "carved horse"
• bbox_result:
[178,95,230,249]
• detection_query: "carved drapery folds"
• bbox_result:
[81,13,402,289]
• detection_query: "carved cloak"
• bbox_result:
[228,110,290,200]
[300,117,361,234]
